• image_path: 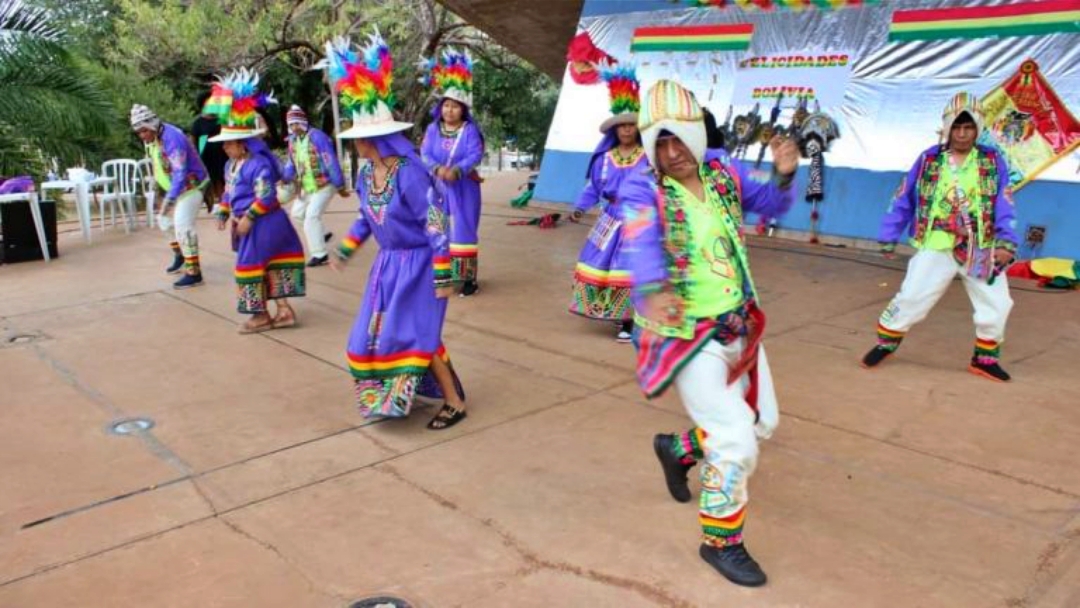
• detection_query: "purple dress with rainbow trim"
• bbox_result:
[569,143,650,321]
[217,146,306,314]
[421,120,484,282]
[337,157,461,418]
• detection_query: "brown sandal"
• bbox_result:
[272,313,297,329]
[238,317,275,334]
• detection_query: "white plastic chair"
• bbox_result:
[135,158,157,227]
[99,159,139,232]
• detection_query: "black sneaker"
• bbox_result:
[700,543,767,587]
[653,434,693,503]
[173,273,204,289]
[861,346,893,368]
[969,359,1011,382]
[460,280,479,297]
[166,252,184,274]
[307,255,329,267]
[323,232,333,243]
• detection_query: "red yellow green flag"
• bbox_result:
[890,1,1080,42]
[631,23,754,52]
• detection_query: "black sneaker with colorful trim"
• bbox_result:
[861,345,894,368]
[652,434,693,503]
[969,358,1011,382]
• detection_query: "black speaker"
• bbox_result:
[1,198,59,263]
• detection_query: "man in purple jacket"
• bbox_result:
[132,104,209,289]
[861,92,1018,382]
[281,105,347,267]
[620,80,798,587]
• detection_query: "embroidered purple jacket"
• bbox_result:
[156,123,208,202]
[620,148,795,312]
[879,144,1018,250]
[282,127,345,190]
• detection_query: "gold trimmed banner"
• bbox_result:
[980,60,1080,190]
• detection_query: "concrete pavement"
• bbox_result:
[1,170,1077,607]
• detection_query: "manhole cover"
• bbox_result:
[349,597,414,608]
[108,417,155,435]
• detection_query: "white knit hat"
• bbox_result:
[638,80,706,169]
[130,104,160,131]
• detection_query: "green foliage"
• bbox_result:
[0,0,113,177]
[471,59,558,162]
[32,0,119,59]
[3,0,562,176]
[79,59,192,162]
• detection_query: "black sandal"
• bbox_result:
[427,403,467,430]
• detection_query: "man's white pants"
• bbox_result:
[159,188,203,271]
[290,185,334,259]
[674,338,778,538]
[879,249,1013,343]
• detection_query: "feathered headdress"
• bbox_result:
[433,49,474,108]
[327,30,412,139]
[202,82,233,118]
[598,63,640,134]
[207,68,277,142]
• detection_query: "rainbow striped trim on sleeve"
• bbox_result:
[215,201,232,221]
[246,199,271,219]
[337,235,363,259]
[433,255,453,284]
[631,23,754,53]
[889,1,1080,42]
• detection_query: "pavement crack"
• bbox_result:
[375,464,696,608]
[218,515,348,604]
[1006,526,1080,607]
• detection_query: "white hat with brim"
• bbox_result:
[336,104,413,139]
[439,88,473,109]
[599,112,638,134]
[208,127,267,143]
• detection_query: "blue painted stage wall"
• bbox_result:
[581,0,674,17]
[535,148,1080,259]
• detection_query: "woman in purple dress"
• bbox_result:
[208,69,306,334]
[327,33,467,430]
[420,49,485,296]
[568,64,649,342]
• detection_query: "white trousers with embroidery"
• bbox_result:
[673,338,778,545]
[879,249,1013,343]
[290,184,335,259]
[159,188,203,272]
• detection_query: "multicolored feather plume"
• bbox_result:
[210,68,276,130]
[432,49,473,97]
[602,63,640,115]
[202,82,233,117]
[326,30,396,118]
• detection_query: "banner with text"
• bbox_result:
[731,53,853,108]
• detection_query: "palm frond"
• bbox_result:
[0,0,60,40]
